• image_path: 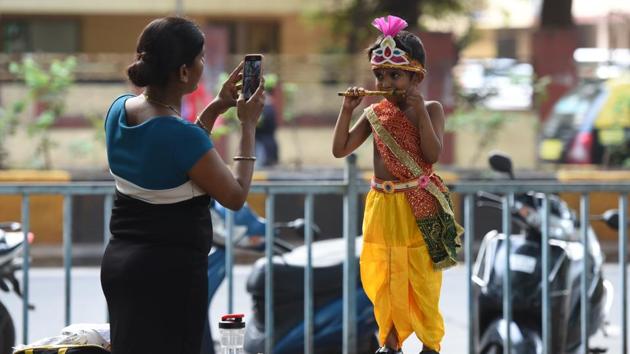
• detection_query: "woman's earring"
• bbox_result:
[179,65,189,83]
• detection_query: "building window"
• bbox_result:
[2,19,79,53]
[496,30,517,58]
[576,24,597,48]
[242,22,279,53]
[210,20,280,54]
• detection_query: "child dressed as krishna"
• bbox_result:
[332,15,464,354]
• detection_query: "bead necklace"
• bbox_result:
[143,93,181,117]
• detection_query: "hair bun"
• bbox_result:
[127,17,204,87]
[127,56,156,87]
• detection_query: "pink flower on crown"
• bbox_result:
[372,15,408,37]
[370,16,410,66]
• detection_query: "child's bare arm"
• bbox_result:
[406,87,444,164]
[421,101,445,163]
[332,88,372,158]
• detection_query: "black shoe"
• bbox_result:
[420,349,439,354]
[375,346,403,354]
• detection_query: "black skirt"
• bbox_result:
[101,191,213,354]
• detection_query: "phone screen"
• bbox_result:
[242,55,262,100]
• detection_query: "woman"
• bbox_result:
[100,17,265,354]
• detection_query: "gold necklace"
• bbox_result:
[143,93,181,117]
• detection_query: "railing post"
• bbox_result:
[63,194,73,326]
[103,194,113,250]
[580,193,590,354]
[265,193,276,354]
[226,209,235,313]
[502,193,513,353]
[103,193,113,320]
[304,193,315,354]
[343,154,358,354]
[541,194,551,354]
[21,194,30,344]
[619,193,627,354]
[464,194,475,354]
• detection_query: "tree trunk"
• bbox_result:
[541,0,574,28]
[379,0,422,32]
[346,0,367,54]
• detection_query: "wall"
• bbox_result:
[81,16,155,54]
[452,111,539,169]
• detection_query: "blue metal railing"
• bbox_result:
[453,181,630,354]
[0,161,628,354]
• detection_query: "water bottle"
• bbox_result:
[219,313,245,354]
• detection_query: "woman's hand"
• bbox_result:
[236,76,266,128]
[213,61,244,114]
[342,87,365,112]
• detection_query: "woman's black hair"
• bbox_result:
[367,30,426,68]
[127,17,204,87]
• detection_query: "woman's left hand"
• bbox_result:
[213,61,244,113]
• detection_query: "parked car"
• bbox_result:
[538,77,630,165]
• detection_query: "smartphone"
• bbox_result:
[242,54,263,100]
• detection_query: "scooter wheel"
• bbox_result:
[483,344,502,354]
[0,302,14,354]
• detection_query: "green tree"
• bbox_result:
[8,56,77,169]
[321,0,472,54]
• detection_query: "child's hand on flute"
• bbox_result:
[341,86,365,111]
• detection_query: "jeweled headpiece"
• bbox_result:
[370,15,426,74]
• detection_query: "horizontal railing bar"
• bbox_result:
[245,183,371,194]
[0,184,115,194]
[5,181,630,195]
[0,182,371,195]
[452,181,630,193]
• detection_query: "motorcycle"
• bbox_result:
[202,201,378,354]
[0,222,34,354]
[473,153,614,354]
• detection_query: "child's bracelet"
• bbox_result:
[233,156,257,161]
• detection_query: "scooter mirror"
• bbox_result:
[488,152,514,179]
[601,209,620,230]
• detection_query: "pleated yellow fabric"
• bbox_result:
[361,189,444,351]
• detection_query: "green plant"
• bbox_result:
[211,73,298,133]
[0,100,25,169]
[446,104,515,166]
[66,111,106,164]
[8,56,77,169]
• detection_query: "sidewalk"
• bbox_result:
[7,264,625,353]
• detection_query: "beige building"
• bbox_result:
[1,0,628,171]
[461,0,630,61]
[0,0,373,169]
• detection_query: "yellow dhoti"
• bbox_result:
[360,189,444,351]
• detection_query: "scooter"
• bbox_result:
[202,201,378,354]
[242,236,379,354]
[202,202,329,354]
[473,153,614,354]
[0,222,34,354]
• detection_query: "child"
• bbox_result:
[332,15,463,354]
